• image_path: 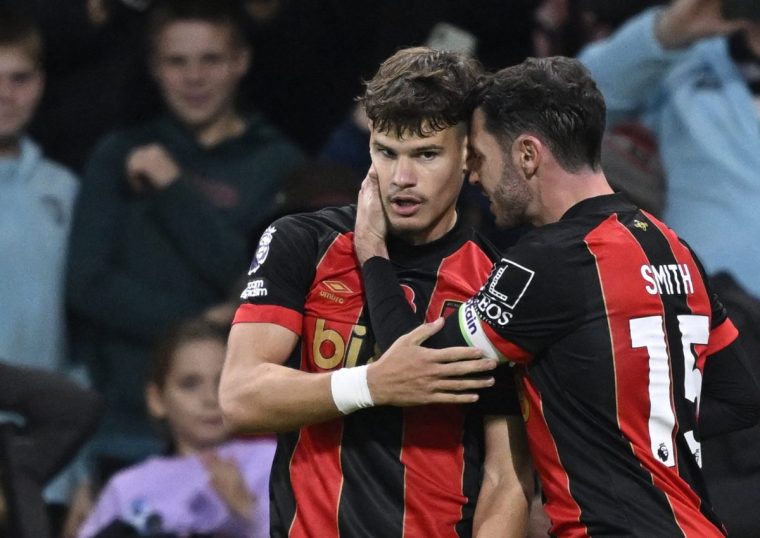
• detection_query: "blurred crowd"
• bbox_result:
[1,0,759,536]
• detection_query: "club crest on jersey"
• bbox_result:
[486,259,534,310]
[633,219,649,231]
[248,226,277,275]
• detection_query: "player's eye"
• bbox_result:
[418,151,438,161]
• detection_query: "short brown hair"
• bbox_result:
[358,47,483,139]
[146,0,249,53]
[476,56,606,172]
[0,8,43,67]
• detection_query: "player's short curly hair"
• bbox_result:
[358,47,483,139]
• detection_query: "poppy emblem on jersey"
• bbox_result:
[401,284,417,313]
[486,259,535,310]
[249,226,277,275]
[633,219,649,231]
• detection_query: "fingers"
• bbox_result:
[360,166,379,195]
[435,376,496,392]
[440,358,499,379]
[428,346,490,364]
[423,376,497,405]
[430,392,481,404]
[404,317,446,345]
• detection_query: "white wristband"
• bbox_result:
[331,365,374,415]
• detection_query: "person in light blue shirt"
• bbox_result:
[0,8,79,375]
[0,137,78,373]
[579,0,760,301]
[0,7,94,534]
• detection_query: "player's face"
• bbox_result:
[468,108,533,228]
[369,124,466,245]
[0,46,43,152]
[147,338,228,455]
[151,21,249,134]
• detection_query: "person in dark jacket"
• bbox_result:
[66,0,304,472]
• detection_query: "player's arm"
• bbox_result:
[220,321,327,434]
[362,256,467,349]
[679,251,760,438]
[473,415,533,538]
[699,335,760,438]
[696,294,760,439]
[220,319,498,435]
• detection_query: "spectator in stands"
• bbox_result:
[2,0,153,172]
[579,0,760,302]
[76,318,274,538]
[0,363,100,538]
[66,0,303,473]
[0,8,98,529]
[0,6,80,390]
[579,1,760,535]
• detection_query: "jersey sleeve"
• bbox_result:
[696,284,760,438]
[676,243,760,437]
[233,215,318,335]
[697,321,760,438]
[474,363,522,416]
[459,236,585,365]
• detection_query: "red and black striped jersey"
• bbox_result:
[460,194,735,537]
[234,205,519,538]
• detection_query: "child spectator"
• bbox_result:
[77,319,274,538]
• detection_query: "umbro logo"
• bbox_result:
[319,280,353,304]
[323,280,353,294]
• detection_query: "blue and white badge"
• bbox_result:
[249,225,277,275]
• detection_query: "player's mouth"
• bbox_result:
[390,195,423,217]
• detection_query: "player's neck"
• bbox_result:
[536,169,613,225]
[405,209,458,246]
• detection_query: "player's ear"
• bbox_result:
[514,135,540,179]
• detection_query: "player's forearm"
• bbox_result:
[362,256,467,350]
[474,415,533,537]
[473,475,530,538]
[220,362,343,434]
